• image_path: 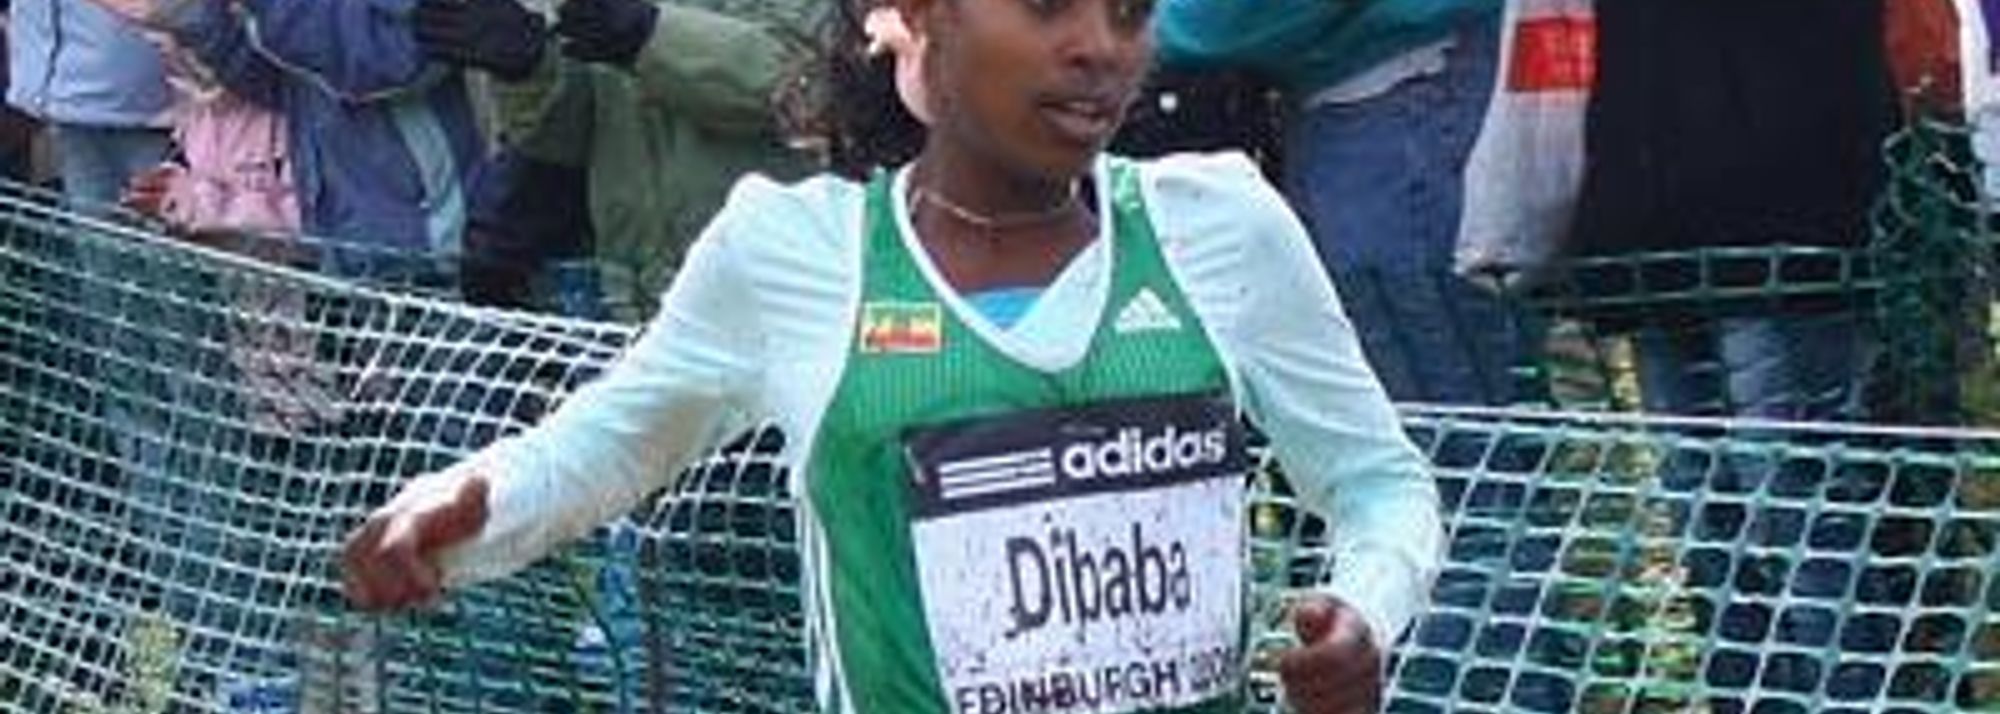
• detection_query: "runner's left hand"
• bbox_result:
[1277,595,1382,714]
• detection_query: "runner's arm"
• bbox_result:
[1221,166,1444,651]
[423,207,767,587]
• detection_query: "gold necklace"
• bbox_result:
[910,181,1084,232]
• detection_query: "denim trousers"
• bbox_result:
[51,123,171,210]
[1283,17,1543,407]
[1632,311,1877,422]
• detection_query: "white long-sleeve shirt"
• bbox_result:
[418,152,1442,651]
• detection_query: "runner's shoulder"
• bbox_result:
[701,171,870,270]
[1128,151,1306,272]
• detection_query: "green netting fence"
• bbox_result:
[5,177,2000,713]
[1395,408,2000,714]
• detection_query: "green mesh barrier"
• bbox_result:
[6,183,2000,713]
[1392,407,2000,714]
[0,187,635,712]
[1869,120,2000,426]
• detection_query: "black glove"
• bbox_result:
[461,150,593,308]
[413,0,549,83]
[552,0,659,68]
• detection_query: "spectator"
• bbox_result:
[56,6,334,703]
[415,0,822,320]
[1568,0,1895,422]
[116,39,299,245]
[8,0,171,209]
[153,0,485,286]
[105,25,331,434]
[1154,0,1544,406]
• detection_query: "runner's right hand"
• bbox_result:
[341,473,490,610]
[1277,596,1383,714]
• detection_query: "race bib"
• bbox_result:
[904,393,1248,714]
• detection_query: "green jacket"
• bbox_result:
[1155,0,1500,97]
[505,0,822,321]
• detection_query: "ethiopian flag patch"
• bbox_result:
[860,301,944,354]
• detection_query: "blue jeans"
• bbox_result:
[1632,312,1877,421]
[51,123,170,211]
[1636,311,1887,707]
[545,260,636,708]
[1283,18,1543,406]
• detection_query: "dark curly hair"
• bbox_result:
[815,0,929,179]
[799,0,1281,179]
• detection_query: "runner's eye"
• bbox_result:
[1021,0,1070,18]
[1112,0,1153,28]
[1016,0,1149,31]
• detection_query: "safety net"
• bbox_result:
[5,180,2000,713]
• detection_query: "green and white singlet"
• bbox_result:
[432,153,1440,714]
[807,161,1247,713]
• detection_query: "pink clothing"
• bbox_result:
[91,1,332,434]
[156,43,299,235]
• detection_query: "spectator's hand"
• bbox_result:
[341,473,490,611]
[1277,596,1384,714]
[120,164,179,221]
[414,0,548,83]
[552,0,658,68]
[461,237,538,308]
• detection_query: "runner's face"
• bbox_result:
[918,0,1153,181]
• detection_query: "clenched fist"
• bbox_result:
[341,473,490,610]
[1277,596,1384,714]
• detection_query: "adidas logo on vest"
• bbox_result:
[1113,288,1183,335]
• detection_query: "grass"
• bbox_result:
[55,611,183,714]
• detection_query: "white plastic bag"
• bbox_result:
[1453,0,1596,294]
[1956,0,2000,198]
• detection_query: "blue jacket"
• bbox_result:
[7,0,172,127]
[162,0,483,258]
[1154,0,1500,96]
